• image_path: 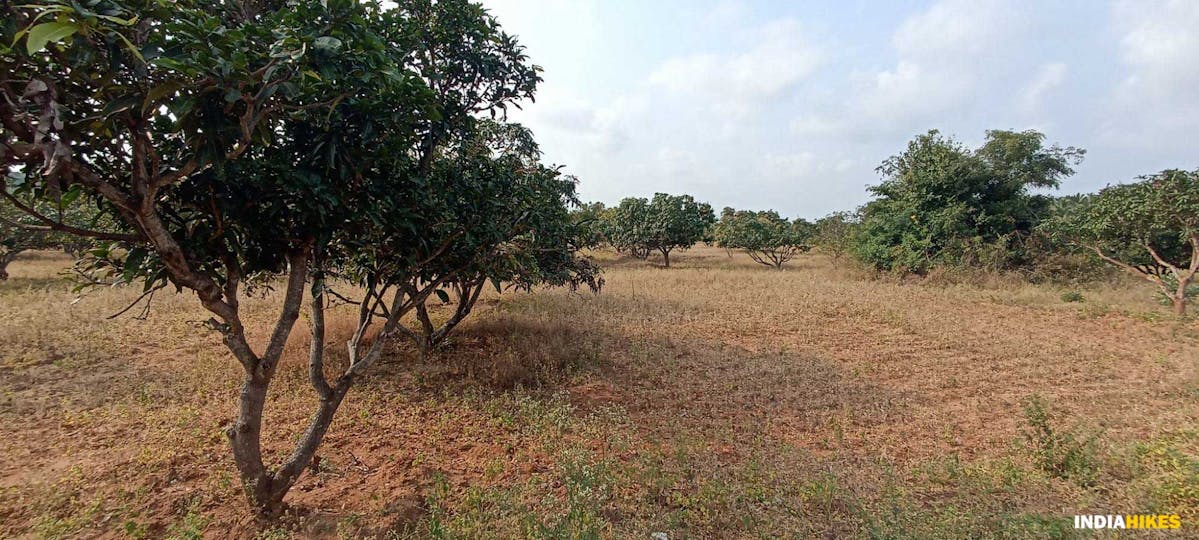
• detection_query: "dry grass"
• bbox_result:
[1,247,1197,539]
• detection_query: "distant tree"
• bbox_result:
[643,193,715,267]
[714,209,812,268]
[813,211,858,262]
[1042,169,1198,315]
[608,197,653,259]
[0,202,57,280]
[855,129,1084,273]
[717,206,736,256]
[569,201,609,249]
[0,189,115,279]
[607,194,714,266]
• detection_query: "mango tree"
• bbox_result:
[714,209,812,269]
[607,197,653,259]
[1,0,582,516]
[813,211,858,262]
[390,123,601,355]
[569,201,608,249]
[1043,169,1198,315]
[644,193,715,267]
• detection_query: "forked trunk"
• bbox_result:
[226,353,354,517]
[661,248,671,267]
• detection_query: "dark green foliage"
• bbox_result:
[569,201,609,249]
[607,197,654,259]
[606,193,714,267]
[713,209,812,268]
[1,0,594,514]
[1041,169,1199,314]
[855,129,1083,274]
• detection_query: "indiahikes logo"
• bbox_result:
[1074,514,1181,530]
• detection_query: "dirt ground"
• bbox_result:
[1,247,1197,538]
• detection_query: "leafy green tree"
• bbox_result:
[1,0,583,516]
[644,193,715,267]
[855,129,1083,273]
[399,125,601,355]
[569,201,609,249]
[608,194,715,265]
[813,211,858,262]
[713,209,812,268]
[1042,169,1198,315]
[608,197,653,259]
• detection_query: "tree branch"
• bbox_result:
[0,190,141,242]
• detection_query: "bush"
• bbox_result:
[854,129,1083,274]
[1060,291,1084,303]
[1021,396,1099,486]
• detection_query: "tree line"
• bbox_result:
[572,128,1196,314]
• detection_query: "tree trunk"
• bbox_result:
[1175,276,1190,316]
[227,376,276,513]
[661,248,670,268]
[0,251,18,280]
[226,374,353,516]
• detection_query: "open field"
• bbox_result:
[2,246,1198,538]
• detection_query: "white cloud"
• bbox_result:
[1114,0,1199,103]
[648,18,821,118]
[1019,62,1067,114]
[1101,0,1199,150]
[477,0,1199,217]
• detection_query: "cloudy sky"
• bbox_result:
[481,0,1199,219]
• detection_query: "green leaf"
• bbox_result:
[25,21,79,54]
[142,81,183,114]
[313,36,342,53]
[434,289,450,303]
[102,95,141,118]
[113,31,146,64]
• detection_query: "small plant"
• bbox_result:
[1020,396,1100,486]
[522,457,611,539]
[1060,291,1085,303]
[164,503,210,540]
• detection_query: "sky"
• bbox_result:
[479,0,1199,219]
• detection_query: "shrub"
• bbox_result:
[855,129,1083,273]
[1060,291,1085,303]
[1020,396,1099,486]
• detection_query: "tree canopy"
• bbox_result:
[606,193,714,267]
[813,211,858,263]
[713,209,812,268]
[1041,169,1198,314]
[855,129,1084,273]
[1,0,595,515]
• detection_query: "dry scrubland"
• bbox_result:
[1,246,1198,539]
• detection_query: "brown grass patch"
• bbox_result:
[1,247,1197,538]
